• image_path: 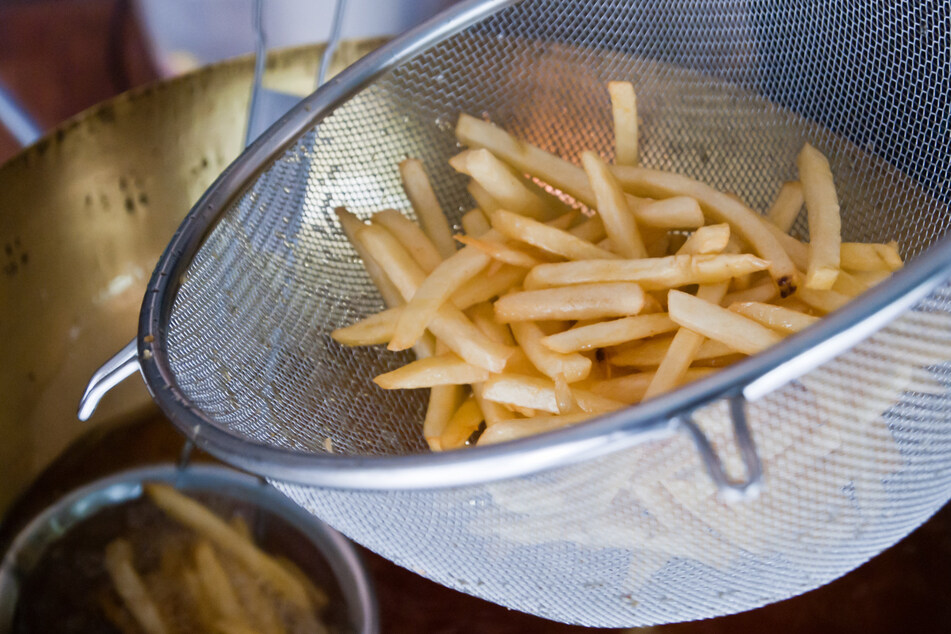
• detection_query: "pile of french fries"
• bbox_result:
[100,484,330,634]
[332,81,903,452]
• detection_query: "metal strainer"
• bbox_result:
[81,0,951,627]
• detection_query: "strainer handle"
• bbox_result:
[678,395,763,502]
[77,338,140,421]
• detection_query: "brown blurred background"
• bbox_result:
[0,1,948,632]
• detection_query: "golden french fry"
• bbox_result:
[104,539,170,634]
[676,223,730,255]
[830,269,870,297]
[608,81,638,166]
[851,269,892,288]
[482,373,625,415]
[399,158,456,258]
[540,313,677,353]
[335,207,403,308]
[372,209,443,273]
[667,289,783,355]
[553,373,578,414]
[721,279,779,306]
[766,181,804,233]
[423,385,465,451]
[456,114,702,229]
[389,244,490,351]
[454,234,544,268]
[545,207,583,230]
[463,148,549,219]
[589,367,716,403]
[478,412,595,445]
[729,301,819,334]
[643,282,729,400]
[582,151,647,258]
[331,306,401,346]
[611,165,800,295]
[608,334,739,367]
[374,353,490,389]
[510,320,592,382]
[440,395,485,449]
[523,253,769,290]
[797,143,842,289]
[144,484,311,610]
[194,541,248,625]
[495,282,645,322]
[358,225,512,371]
[467,180,501,214]
[451,265,528,309]
[840,242,904,272]
[461,208,491,236]
[796,286,851,314]
[569,215,606,242]
[491,209,618,260]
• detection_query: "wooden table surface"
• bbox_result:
[1,2,948,632]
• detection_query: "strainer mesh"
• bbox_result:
[163,0,950,626]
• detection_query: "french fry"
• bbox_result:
[456,114,703,229]
[462,149,549,219]
[796,286,851,314]
[331,306,401,346]
[840,242,904,272]
[553,373,578,414]
[798,143,842,290]
[335,207,403,308]
[478,411,595,445]
[510,320,592,382]
[358,225,513,371]
[399,158,456,258]
[471,382,516,427]
[851,269,892,288]
[729,301,819,334]
[144,484,311,610]
[611,165,800,295]
[461,208,491,236]
[482,373,625,415]
[491,209,618,260]
[454,234,544,268]
[569,215,607,242]
[523,253,769,290]
[643,282,729,400]
[467,180,501,214]
[103,539,170,634]
[831,269,870,297]
[676,223,730,255]
[372,209,443,273]
[721,279,779,306]
[608,81,638,166]
[423,384,465,451]
[667,289,783,354]
[440,395,485,449]
[389,243,490,351]
[495,282,645,322]
[373,353,489,389]
[582,151,647,258]
[766,181,804,233]
[540,313,677,353]
[546,207,583,230]
[608,334,739,367]
[589,367,716,403]
[194,541,248,625]
[451,265,528,309]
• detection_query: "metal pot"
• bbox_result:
[0,39,384,517]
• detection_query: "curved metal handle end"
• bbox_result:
[680,395,763,503]
[78,339,141,421]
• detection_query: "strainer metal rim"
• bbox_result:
[136,0,951,490]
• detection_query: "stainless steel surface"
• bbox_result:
[0,39,385,517]
[77,339,139,422]
[95,0,951,626]
[0,464,379,633]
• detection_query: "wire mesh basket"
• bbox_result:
[85,0,951,626]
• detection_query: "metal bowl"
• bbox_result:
[0,463,379,633]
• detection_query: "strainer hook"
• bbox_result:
[678,394,763,502]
